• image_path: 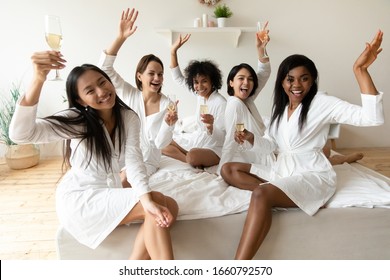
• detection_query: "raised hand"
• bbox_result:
[353,30,384,95]
[119,8,139,40]
[31,51,66,81]
[354,30,383,70]
[21,51,66,106]
[256,21,270,48]
[170,34,191,68]
[256,21,270,60]
[171,34,191,53]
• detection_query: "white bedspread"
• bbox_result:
[149,156,251,220]
[326,163,390,208]
[149,156,390,220]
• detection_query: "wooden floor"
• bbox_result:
[1,148,389,260]
[335,147,390,178]
[0,157,63,259]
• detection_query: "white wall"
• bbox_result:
[1,0,389,158]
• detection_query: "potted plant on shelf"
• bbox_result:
[213,3,233,27]
[0,84,40,169]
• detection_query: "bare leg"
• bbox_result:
[186,148,220,168]
[328,152,364,165]
[143,211,174,259]
[120,191,178,260]
[129,224,150,260]
[221,162,265,191]
[162,141,187,163]
[323,146,331,158]
[235,184,296,260]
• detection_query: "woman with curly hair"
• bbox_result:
[163,34,227,169]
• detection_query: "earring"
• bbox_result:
[85,106,88,111]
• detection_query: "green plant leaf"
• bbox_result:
[213,4,233,18]
[0,83,22,146]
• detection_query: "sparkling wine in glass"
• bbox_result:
[199,97,209,133]
[199,96,208,115]
[235,122,246,151]
[45,15,63,81]
[167,94,177,113]
[257,21,269,58]
[167,94,177,125]
[199,104,208,115]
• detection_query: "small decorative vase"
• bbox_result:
[5,144,40,170]
[217,17,227,27]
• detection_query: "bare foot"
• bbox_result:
[329,152,364,166]
[344,152,364,163]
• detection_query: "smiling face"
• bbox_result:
[229,68,255,101]
[193,74,213,98]
[282,66,314,107]
[76,69,116,113]
[137,61,164,94]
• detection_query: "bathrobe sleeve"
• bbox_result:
[98,51,140,104]
[9,101,79,144]
[123,110,151,198]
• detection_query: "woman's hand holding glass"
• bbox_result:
[166,95,178,126]
[200,112,214,135]
[199,98,213,134]
[31,51,66,81]
[235,124,254,151]
[235,122,246,151]
[256,20,270,59]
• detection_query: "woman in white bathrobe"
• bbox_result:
[98,8,178,178]
[221,30,384,259]
[9,51,178,259]
[217,23,275,174]
[164,34,227,168]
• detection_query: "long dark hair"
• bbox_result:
[226,63,259,97]
[269,54,319,131]
[184,60,222,93]
[44,64,132,171]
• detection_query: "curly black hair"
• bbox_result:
[184,60,222,93]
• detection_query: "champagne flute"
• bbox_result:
[167,94,177,112]
[199,97,209,133]
[257,21,269,58]
[235,122,246,151]
[167,94,177,126]
[45,15,63,81]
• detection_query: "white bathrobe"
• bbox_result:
[99,52,174,175]
[10,104,149,249]
[218,60,274,173]
[170,66,227,157]
[250,91,384,216]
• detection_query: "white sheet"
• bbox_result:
[149,156,390,220]
[326,163,390,208]
[149,156,251,220]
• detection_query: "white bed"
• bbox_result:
[56,155,390,260]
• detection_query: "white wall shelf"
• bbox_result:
[155,27,256,47]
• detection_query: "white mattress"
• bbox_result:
[56,157,390,259]
[57,207,390,260]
